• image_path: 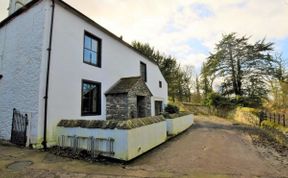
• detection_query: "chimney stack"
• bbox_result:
[8,0,31,15]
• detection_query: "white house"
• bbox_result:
[0,0,168,148]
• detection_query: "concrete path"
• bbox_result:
[0,116,287,178]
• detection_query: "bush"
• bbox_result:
[163,111,192,119]
[165,104,179,114]
[205,92,263,110]
[206,92,235,109]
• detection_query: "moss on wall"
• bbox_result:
[57,116,165,130]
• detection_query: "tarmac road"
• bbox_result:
[0,115,287,178]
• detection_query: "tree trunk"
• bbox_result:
[228,43,238,96]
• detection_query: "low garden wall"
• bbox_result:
[165,114,194,136]
[56,116,167,161]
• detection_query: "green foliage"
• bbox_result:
[200,63,215,105]
[132,41,194,102]
[268,54,288,110]
[260,120,288,148]
[261,120,288,134]
[205,92,235,109]
[202,33,275,107]
[164,104,180,114]
[205,92,264,110]
[163,111,192,119]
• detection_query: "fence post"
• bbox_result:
[278,114,281,124]
[273,113,276,123]
[259,111,264,126]
[10,108,16,142]
[284,114,286,127]
[269,113,272,121]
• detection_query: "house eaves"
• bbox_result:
[0,0,159,66]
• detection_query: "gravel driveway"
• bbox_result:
[0,116,287,178]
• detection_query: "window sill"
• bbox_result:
[81,113,101,117]
[83,61,101,68]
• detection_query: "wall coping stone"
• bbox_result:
[57,116,165,130]
[163,112,192,119]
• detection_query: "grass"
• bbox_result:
[261,120,288,135]
[231,107,288,154]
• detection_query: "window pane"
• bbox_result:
[84,49,91,63]
[82,82,100,115]
[83,32,101,68]
[91,52,97,65]
[92,87,98,112]
[83,83,88,93]
[84,35,91,49]
[140,63,147,81]
[91,39,98,52]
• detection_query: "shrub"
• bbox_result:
[165,104,179,114]
[206,92,235,109]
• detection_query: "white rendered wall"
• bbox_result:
[166,114,194,136]
[46,3,168,143]
[0,0,51,142]
[56,121,167,161]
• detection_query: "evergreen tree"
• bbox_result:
[204,33,274,106]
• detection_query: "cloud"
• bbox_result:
[0,0,288,73]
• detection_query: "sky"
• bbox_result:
[0,0,288,73]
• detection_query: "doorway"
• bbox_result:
[155,101,163,116]
[137,96,146,118]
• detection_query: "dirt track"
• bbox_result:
[0,116,287,177]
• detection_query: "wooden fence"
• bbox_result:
[259,111,287,127]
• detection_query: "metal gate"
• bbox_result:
[10,108,28,146]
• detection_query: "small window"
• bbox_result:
[140,62,147,82]
[83,32,101,67]
[82,80,101,116]
[159,81,162,88]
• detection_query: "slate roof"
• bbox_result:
[105,76,142,95]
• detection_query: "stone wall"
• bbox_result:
[128,79,151,118]
[127,94,137,118]
[106,78,152,120]
[58,115,165,129]
[106,94,128,120]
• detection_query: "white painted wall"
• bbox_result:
[0,0,51,142]
[46,3,168,142]
[56,121,167,161]
[0,0,168,145]
[166,114,194,136]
